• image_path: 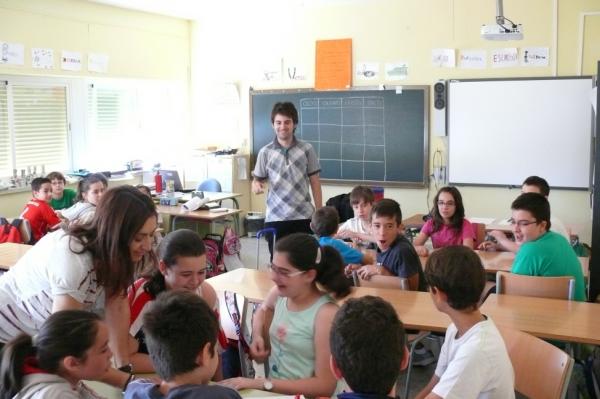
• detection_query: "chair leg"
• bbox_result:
[403,332,430,399]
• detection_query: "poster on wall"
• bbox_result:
[521,47,549,67]
[355,61,379,80]
[88,53,109,73]
[32,48,54,69]
[385,62,408,80]
[491,48,518,68]
[0,42,24,65]
[459,50,487,69]
[432,49,455,68]
[61,50,82,71]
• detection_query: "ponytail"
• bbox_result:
[315,245,351,298]
[275,233,351,299]
[0,310,101,399]
[0,334,35,399]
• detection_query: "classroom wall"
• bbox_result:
[190,0,600,243]
[0,0,190,79]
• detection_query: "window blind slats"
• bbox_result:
[0,85,10,177]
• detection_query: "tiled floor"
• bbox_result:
[229,236,437,398]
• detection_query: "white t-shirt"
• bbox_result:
[339,217,369,235]
[0,230,103,342]
[60,201,95,225]
[433,317,515,399]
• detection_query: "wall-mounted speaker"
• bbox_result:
[433,80,447,137]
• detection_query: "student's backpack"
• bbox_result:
[325,193,354,223]
[0,218,23,244]
[203,233,225,278]
[222,225,244,271]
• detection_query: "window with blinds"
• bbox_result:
[0,81,69,178]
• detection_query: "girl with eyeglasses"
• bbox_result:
[220,233,351,397]
[413,186,475,257]
[127,229,227,377]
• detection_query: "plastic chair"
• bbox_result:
[496,271,575,300]
[499,326,574,399]
[197,178,222,193]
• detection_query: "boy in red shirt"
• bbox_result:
[20,177,61,243]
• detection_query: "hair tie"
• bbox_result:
[315,246,322,264]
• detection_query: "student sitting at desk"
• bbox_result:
[482,175,570,253]
[415,246,514,399]
[125,291,241,399]
[330,296,408,399]
[413,186,475,257]
[47,171,77,211]
[508,192,586,301]
[20,177,61,243]
[127,229,226,377]
[353,199,426,291]
[58,173,107,226]
[311,206,374,266]
[220,233,351,397]
[336,185,376,246]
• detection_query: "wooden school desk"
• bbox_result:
[481,294,600,345]
[207,268,451,333]
[156,205,242,232]
[0,242,32,270]
[419,250,589,278]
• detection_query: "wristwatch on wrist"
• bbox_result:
[118,363,134,374]
[263,379,273,391]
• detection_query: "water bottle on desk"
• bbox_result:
[155,171,163,194]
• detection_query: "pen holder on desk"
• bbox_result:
[159,196,178,206]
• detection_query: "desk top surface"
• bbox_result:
[209,268,600,344]
[418,250,589,277]
[156,205,242,220]
[481,294,600,345]
[0,242,32,270]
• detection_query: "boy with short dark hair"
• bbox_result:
[337,185,375,245]
[509,192,586,301]
[47,171,76,210]
[20,177,61,243]
[330,296,408,399]
[311,206,373,265]
[415,246,514,399]
[124,290,241,399]
[355,199,426,291]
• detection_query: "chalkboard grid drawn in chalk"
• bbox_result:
[250,87,429,187]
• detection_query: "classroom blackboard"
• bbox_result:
[250,87,429,187]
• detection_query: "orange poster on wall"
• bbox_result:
[315,38,352,90]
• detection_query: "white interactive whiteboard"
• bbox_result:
[448,77,594,189]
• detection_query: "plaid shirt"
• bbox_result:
[253,137,320,222]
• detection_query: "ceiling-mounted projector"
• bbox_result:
[481,0,523,41]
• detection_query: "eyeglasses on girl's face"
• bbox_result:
[268,263,306,278]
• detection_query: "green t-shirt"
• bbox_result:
[511,230,586,301]
[50,188,77,210]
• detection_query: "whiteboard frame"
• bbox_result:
[249,86,430,188]
[447,76,594,190]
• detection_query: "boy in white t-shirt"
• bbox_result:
[336,186,376,246]
[415,246,515,399]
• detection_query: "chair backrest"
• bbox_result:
[18,218,32,245]
[197,178,222,192]
[498,326,574,399]
[471,222,486,248]
[352,271,409,290]
[496,271,575,300]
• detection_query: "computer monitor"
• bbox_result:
[159,169,183,192]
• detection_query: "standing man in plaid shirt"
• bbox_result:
[252,102,322,255]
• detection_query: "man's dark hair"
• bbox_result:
[371,198,402,225]
[311,206,339,237]
[270,102,298,125]
[31,177,50,193]
[143,290,218,381]
[511,192,551,231]
[349,186,374,206]
[424,246,485,311]
[522,175,550,197]
[330,296,406,395]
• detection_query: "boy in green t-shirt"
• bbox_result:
[47,171,76,210]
